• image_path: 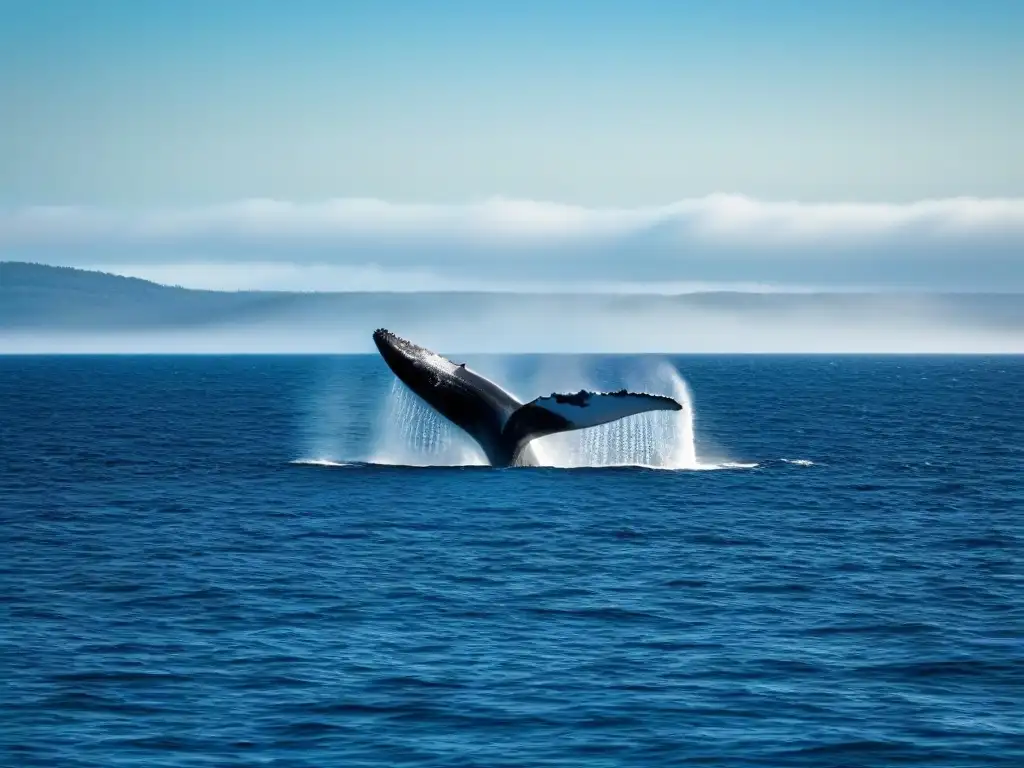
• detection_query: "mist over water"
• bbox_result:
[5,262,1024,355]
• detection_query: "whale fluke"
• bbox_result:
[501,390,681,464]
[372,328,682,467]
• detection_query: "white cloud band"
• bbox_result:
[3,194,1023,290]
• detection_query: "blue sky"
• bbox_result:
[3,0,1022,205]
[1,1,1022,291]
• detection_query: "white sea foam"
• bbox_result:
[290,458,350,467]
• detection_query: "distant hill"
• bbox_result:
[0,262,296,330]
[0,262,186,295]
[2,262,1023,353]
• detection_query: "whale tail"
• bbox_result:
[500,389,682,464]
[372,328,682,466]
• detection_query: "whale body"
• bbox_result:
[372,329,682,467]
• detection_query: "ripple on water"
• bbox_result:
[2,355,1022,766]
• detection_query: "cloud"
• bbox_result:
[2,194,1023,291]
[78,262,808,294]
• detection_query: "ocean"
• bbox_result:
[1,354,1021,767]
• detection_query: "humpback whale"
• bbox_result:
[372,328,682,467]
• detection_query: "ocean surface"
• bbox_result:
[1,354,1021,767]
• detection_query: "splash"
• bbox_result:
[297,361,359,464]
[368,380,487,466]
[300,357,754,470]
[530,360,717,470]
[782,458,815,466]
[290,458,350,467]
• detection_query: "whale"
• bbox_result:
[372,328,683,467]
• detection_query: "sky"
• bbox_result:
[1,0,1023,292]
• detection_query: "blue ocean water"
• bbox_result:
[1,354,1022,767]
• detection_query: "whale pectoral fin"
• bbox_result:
[502,390,682,455]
